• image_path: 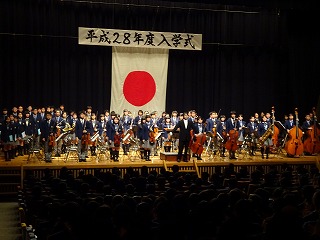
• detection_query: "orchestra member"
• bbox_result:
[120,109,132,155]
[284,113,295,132]
[40,112,56,163]
[246,116,258,156]
[107,116,122,161]
[217,115,227,157]
[53,109,65,157]
[23,111,35,154]
[1,116,15,161]
[258,115,272,159]
[226,111,238,159]
[205,111,220,154]
[193,116,206,160]
[170,110,179,127]
[237,114,246,146]
[88,113,99,156]
[162,117,173,152]
[75,111,91,162]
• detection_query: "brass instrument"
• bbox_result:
[259,124,274,145]
[62,122,75,132]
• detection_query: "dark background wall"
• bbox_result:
[0,0,319,120]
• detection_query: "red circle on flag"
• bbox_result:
[123,71,156,106]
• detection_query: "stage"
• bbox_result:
[0,149,319,176]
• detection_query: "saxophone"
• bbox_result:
[259,124,274,145]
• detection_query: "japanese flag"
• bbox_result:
[110,46,169,115]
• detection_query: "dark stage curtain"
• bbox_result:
[1,0,319,119]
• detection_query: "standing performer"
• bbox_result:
[193,116,206,160]
[75,111,91,162]
[53,109,65,157]
[171,112,197,162]
[237,114,247,147]
[31,108,41,149]
[107,116,123,161]
[205,111,220,154]
[0,116,15,161]
[284,113,295,132]
[140,115,155,161]
[246,116,258,156]
[258,115,272,159]
[170,110,179,127]
[40,112,56,163]
[88,112,99,156]
[225,111,239,159]
[162,117,174,152]
[217,115,227,157]
[16,112,25,156]
[137,116,146,159]
[120,109,132,155]
[23,111,35,155]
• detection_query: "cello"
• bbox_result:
[303,107,320,155]
[191,133,206,155]
[225,118,239,153]
[284,108,304,157]
[149,123,158,145]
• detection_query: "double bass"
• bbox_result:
[303,107,320,155]
[284,108,304,157]
[270,106,280,153]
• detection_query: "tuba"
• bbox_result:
[259,124,274,145]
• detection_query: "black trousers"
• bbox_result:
[177,140,189,160]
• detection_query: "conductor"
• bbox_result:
[171,112,197,162]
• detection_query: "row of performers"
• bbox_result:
[0,109,173,162]
[1,108,319,162]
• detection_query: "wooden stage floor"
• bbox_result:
[0,150,319,170]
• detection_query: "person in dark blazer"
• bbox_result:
[171,112,197,162]
[193,116,206,160]
[40,112,56,162]
[284,113,295,132]
[226,111,238,159]
[107,116,123,161]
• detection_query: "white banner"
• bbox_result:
[110,46,169,116]
[79,27,202,50]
